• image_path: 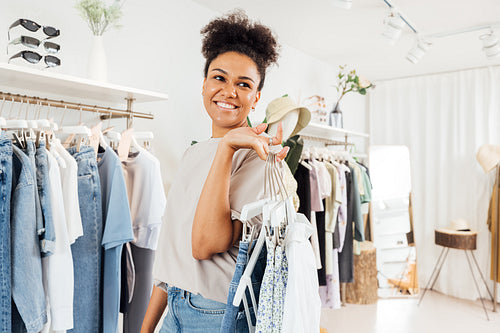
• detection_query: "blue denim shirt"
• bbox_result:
[11,143,47,332]
[0,135,13,332]
[35,142,56,255]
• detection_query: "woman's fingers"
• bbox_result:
[253,123,268,135]
[275,146,290,162]
[269,122,283,146]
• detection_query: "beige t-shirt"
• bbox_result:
[153,138,266,303]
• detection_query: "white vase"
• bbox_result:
[87,35,108,82]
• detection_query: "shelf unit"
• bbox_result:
[299,122,369,141]
[0,63,168,127]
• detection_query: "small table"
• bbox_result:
[418,229,494,320]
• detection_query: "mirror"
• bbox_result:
[369,145,419,297]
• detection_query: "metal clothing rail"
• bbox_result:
[300,134,354,150]
[0,91,154,128]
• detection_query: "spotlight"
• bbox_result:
[480,31,500,58]
[406,40,431,64]
[382,12,405,45]
[332,0,352,9]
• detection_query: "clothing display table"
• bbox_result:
[418,229,494,320]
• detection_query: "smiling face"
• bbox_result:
[202,51,261,137]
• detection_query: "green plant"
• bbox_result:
[334,65,373,109]
[75,0,124,36]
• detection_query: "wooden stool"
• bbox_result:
[418,229,494,320]
[346,241,378,304]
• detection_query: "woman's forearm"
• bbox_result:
[141,285,168,333]
[192,141,237,260]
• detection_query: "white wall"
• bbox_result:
[0,0,369,191]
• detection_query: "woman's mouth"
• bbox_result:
[215,101,238,111]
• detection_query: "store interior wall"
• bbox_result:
[0,0,368,193]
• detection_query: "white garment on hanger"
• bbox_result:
[282,213,321,333]
[41,150,74,332]
[53,140,83,244]
[122,148,166,250]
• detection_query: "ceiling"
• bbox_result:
[193,0,500,81]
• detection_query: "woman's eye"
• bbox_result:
[214,75,225,82]
[238,82,251,88]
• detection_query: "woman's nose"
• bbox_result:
[221,83,237,98]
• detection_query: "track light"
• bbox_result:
[331,0,352,9]
[406,40,431,64]
[480,31,500,58]
[382,12,405,45]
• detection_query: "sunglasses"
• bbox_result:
[8,50,61,68]
[8,19,60,40]
[8,36,60,54]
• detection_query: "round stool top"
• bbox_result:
[434,228,477,250]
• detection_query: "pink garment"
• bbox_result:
[309,161,324,212]
[319,250,341,309]
[337,165,349,253]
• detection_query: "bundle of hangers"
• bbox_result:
[229,150,321,333]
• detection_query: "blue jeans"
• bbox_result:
[11,143,47,333]
[161,287,251,333]
[221,240,267,333]
[35,142,56,256]
[67,146,103,333]
[0,135,12,332]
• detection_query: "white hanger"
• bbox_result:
[36,119,51,129]
[60,125,92,136]
[99,130,108,148]
[5,119,28,129]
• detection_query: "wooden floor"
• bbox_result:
[320,290,500,333]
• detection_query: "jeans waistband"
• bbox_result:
[166,286,191,298]
[67,146,95,162]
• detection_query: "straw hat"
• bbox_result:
[476,144,500,172]
[265,96,311,138]
[449,218,471,232]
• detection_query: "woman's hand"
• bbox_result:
[221,122,290,161]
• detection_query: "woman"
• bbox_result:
[141,11,288,332]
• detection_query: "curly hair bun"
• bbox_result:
[201,9,280,90]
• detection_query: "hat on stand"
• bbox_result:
[477,144,500,173]
[448,218,471,232]
[266,96,311,138]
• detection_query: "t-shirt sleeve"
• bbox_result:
[229,150,266,225]
[101,164,134,250]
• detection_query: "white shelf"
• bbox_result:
[298,122,369,140]
[0,63,168,104]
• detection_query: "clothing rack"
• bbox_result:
[0,91,154,129]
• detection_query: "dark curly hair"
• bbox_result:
[201,10,280,91]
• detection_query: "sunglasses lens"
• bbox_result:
[21,19,40,32]
[43,26,60,37]
[24,51,42,64]
[44,42,60,53]
[22,36,40,48]
[45,56,60,67]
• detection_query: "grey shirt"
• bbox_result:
[153,138,265,303]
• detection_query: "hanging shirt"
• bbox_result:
[336,164,349,252]
[122,148,166,250]
[309,161,324,212]
[153,138,266,304]
[98,147,134,333]
[282,213,321,332]
[41,151,74,332]
[53,140,83,244]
